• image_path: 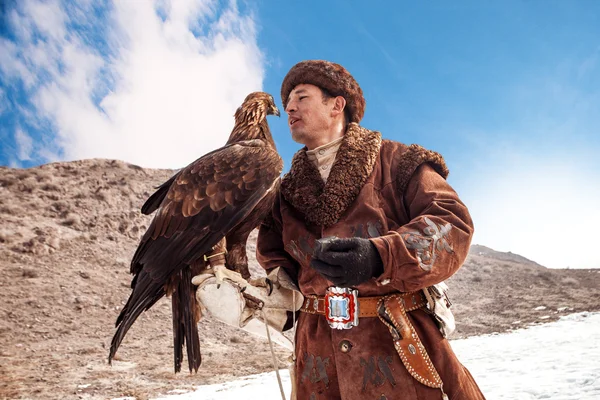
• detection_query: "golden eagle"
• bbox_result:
[108,92,282,373]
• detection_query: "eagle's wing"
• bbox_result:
[140,173,178,215]
[109,139,282,372]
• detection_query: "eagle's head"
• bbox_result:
[228,91,280,145]
[239,92,280,120]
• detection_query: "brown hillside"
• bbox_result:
[1,159,599,400]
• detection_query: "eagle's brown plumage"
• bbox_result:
[109,92,283,373]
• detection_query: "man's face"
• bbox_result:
[285,84,335,148]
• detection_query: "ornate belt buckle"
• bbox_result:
[324,287,359,329]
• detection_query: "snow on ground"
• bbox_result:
[146,312,600,400]
[451,312,600,399]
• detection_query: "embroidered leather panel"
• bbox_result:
[401,217,453,271]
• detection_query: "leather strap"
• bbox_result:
[378,295,445,393]
[300,290,427,318]
[204,239,227,267]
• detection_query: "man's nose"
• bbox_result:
[285,99,297,113]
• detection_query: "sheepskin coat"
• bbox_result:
[257,123,485,400]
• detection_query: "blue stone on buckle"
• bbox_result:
[324,287,359,330]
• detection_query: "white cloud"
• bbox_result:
[460,157,600,269]
[0,39,36,88]
[2,0,264,168]
[23,0,67,42]
[15,127,34,161]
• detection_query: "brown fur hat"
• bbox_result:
[281,60,365,123]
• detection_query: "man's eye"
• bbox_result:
[299,96,307,100]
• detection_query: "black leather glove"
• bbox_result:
[310,236,384,288]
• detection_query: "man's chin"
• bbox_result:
[290,129,306,145]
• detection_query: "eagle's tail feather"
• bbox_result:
[172,266,202,373]
[108,278,164,364]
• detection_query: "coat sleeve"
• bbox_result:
[370,163,474,292]
[256,194,299,280]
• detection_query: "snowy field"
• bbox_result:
[135,312,600,400]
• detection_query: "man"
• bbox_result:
[257,60,485,399]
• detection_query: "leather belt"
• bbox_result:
[301,290,427,318]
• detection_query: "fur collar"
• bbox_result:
[396,144,449,192]
[281,123,382,227]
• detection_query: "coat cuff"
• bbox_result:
[370,234,411,292]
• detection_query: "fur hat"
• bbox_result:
[281,60,365,123]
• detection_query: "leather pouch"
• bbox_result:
[423,281,455,338]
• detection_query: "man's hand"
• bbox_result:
[310,237,384,288]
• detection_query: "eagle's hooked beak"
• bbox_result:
[270,105,280,117]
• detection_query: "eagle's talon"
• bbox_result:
[213,264,247,289]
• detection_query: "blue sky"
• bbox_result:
[1,0,599,269]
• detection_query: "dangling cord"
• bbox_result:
[262,308,287,400]
[288,291,298,400]
[440,384,448,400]
[292,291,297,363]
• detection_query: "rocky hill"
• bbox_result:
[1,159,598,400]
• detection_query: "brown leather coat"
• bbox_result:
[257,123,485,400]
